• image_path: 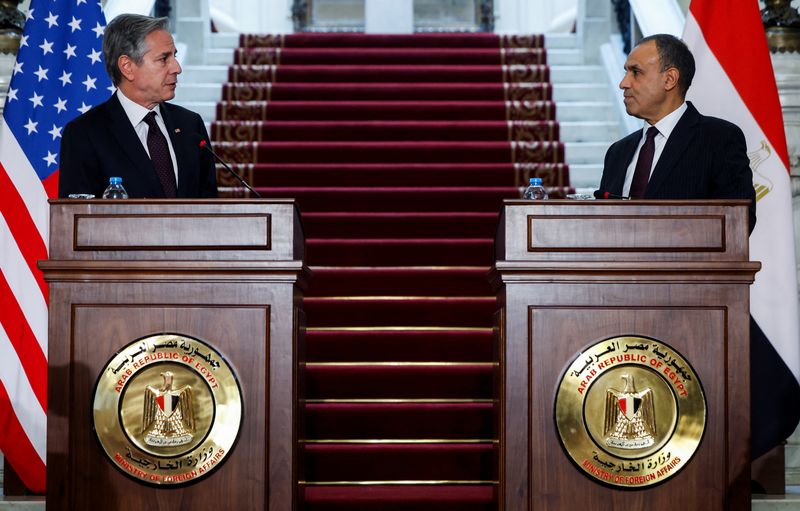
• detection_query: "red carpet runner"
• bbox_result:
[212,32,571,510]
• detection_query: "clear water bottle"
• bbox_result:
[523,177,548,200]
[102,177,129,199]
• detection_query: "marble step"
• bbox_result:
[551,65,605,84]
[179,64,606,85]
[560,121,619,142]
[554,83,610,102]
[173,82,610,105]
[172,101,216,124]
[179,123,614,155]
[568,163,603,189]
[174,100,615,128]
[180,65,228,84]
[1,495,797,510]
[545,33,579,50]
[564,141,608,165]
[207,32,580,51]
[173,83,223,103]
[556,101,615,122]
[201,47,584,66]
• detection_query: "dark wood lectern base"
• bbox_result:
[42,200,305,511]
[494,200,758,511]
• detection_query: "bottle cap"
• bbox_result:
[109,177,122,185]
[530,177,542,186]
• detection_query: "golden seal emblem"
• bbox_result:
[93,334,243,485]
[555,336,706,488]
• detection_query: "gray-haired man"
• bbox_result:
[59,14,218,198]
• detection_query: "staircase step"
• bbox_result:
[303,484,495,511]
[305,402,493,438]
[240,33,543,49]
[546,48,583,65]
[304,239,493,266]
[220,82,552,102]
[554,102,615,121]
[204,48,234,65]
[306,328,493,362]
[0,499,45,510]
[234,47,547,66]
[212,120,559,142]
[559,121,619,143]
[0,493,794,509]
[223,47,578,67]
[180,65,228,83]
[567,163,603,188]
[305,239,494,266]
[228,64,549,83]
[307,268,493,296]
[302,213,500,238]
[217,101,555,122]
[564,141,612,164]
[210,32,240,49]
[304,297,496,327]
[213,140,563,164]
[544,33,578,50]
[177,100,216,122]
[552,83,610,102]
[235,164,567,188]
[305,364,493,400]
[550,65,606,84]
[303,443,494,481]
[559,122,618,143]
[173,83,225,102]
[256,187,518,212]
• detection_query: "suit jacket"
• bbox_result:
[58,93,218,199]
[599,102,756,231]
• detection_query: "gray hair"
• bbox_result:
[103,14,170,86]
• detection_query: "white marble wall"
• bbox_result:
[773,51,800,486]
[207,0,577,34]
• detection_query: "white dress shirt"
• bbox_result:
[116,89,179,186]
[621,102,688,197]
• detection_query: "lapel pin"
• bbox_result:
[174,128,181,133]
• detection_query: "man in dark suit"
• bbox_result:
[58,14,217,198]
[598,34,755,231]
[601,35,800,466]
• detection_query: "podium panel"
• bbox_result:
[493,200,759,511]
[41,200,307,511]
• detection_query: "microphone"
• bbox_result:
[593,190,629,200]
[198,138,262,198]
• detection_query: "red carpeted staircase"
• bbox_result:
[211,32,571,510]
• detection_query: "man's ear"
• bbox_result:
[663,67,680,92]
[118,55,135,82]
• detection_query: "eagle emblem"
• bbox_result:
[603,374,656,449]
[748,140,774,203]
[142,371,194,447]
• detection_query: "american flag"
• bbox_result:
[0,0,111,491]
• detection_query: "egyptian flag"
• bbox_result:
[683,0,800,458]
[618,395,642,421]
[157,394,181,416]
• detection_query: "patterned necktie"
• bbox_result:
[143,111,177,198]
[629,126,659,199]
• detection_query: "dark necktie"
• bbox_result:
[629,126,659,199]
[143,111,177,198]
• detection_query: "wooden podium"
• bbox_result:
[40,199,307,510]
[492,200,759,510]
